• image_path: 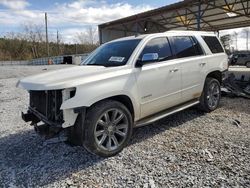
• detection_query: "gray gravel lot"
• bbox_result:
[0,65,249,187]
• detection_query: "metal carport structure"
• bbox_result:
[98,0,250,44]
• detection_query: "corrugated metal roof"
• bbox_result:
[98,0,250,43]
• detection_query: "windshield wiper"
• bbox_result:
[84,63,123,67]
[83,64,105,67]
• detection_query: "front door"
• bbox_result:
[135,37,182,119]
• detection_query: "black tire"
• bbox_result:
[199,77,221,112]
[246,62,250,68]
[72,100,133,157]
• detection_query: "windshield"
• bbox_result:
[82,39,141,67]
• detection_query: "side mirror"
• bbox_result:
[142,53,159,62]
[136,53,159,67]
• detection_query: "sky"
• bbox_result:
[0,0,179,43]
[0,0,249,49]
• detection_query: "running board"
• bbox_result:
[135,100,200,127]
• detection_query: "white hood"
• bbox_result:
[17,65,130,90]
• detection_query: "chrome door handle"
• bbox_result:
[169,68,179,73]
[199,63,206,67]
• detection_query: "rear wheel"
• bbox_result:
[199,77,221,112]
[246,61,250,68]
[75,100,133,157]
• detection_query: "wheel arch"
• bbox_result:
[245,61,250,67]
[88,95,135,120]
[206,70,222,84]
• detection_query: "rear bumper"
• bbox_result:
[22,107,63,128]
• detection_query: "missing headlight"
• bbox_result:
[62,88,76,102]
[70,90,76,98]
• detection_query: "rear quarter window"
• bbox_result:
[202,36,224,53]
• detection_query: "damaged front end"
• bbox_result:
[22,88,79,139]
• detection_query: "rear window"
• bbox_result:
[202,36,224,53]
[239,54,247,57]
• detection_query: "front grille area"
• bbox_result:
[30,90,63,124]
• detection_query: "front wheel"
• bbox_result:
[199,77,221,112]
[80,100,133,157]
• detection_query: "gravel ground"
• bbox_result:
[0,65,249,187]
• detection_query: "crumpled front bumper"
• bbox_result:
[22,106,81,128]
[22,107,63,128]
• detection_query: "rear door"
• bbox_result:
[135,37,182,119]
[170,36,205,103]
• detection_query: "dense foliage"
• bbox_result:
[0,37,98,61]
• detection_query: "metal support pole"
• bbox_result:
[45,12,49,57]
[235,32,238,51]
[98,26,103,44]
[246,31,249,51]
[57,30,59,55]
[197,0,201,30]
[136,17,139,36]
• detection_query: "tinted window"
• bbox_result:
[172,36,197,58]
[83,39,141,67]
[139,37,173,62]
[191,37,204,55]
[202,36,224,53]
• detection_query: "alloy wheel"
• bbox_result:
[94,108,129,151]
[207,82,220,109]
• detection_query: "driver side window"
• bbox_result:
[139,37,173,62]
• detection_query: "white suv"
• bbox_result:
[18,31,228,157]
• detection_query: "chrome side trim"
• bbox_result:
[135,100,200,127]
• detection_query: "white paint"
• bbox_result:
[18,31,228,127]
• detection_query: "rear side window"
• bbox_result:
[202,36,224,53]
[191,37,204,55]
[172,36,197,58]
[139,37,173,62]
[239,54,247,57]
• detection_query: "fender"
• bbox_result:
[60,73,141,121]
